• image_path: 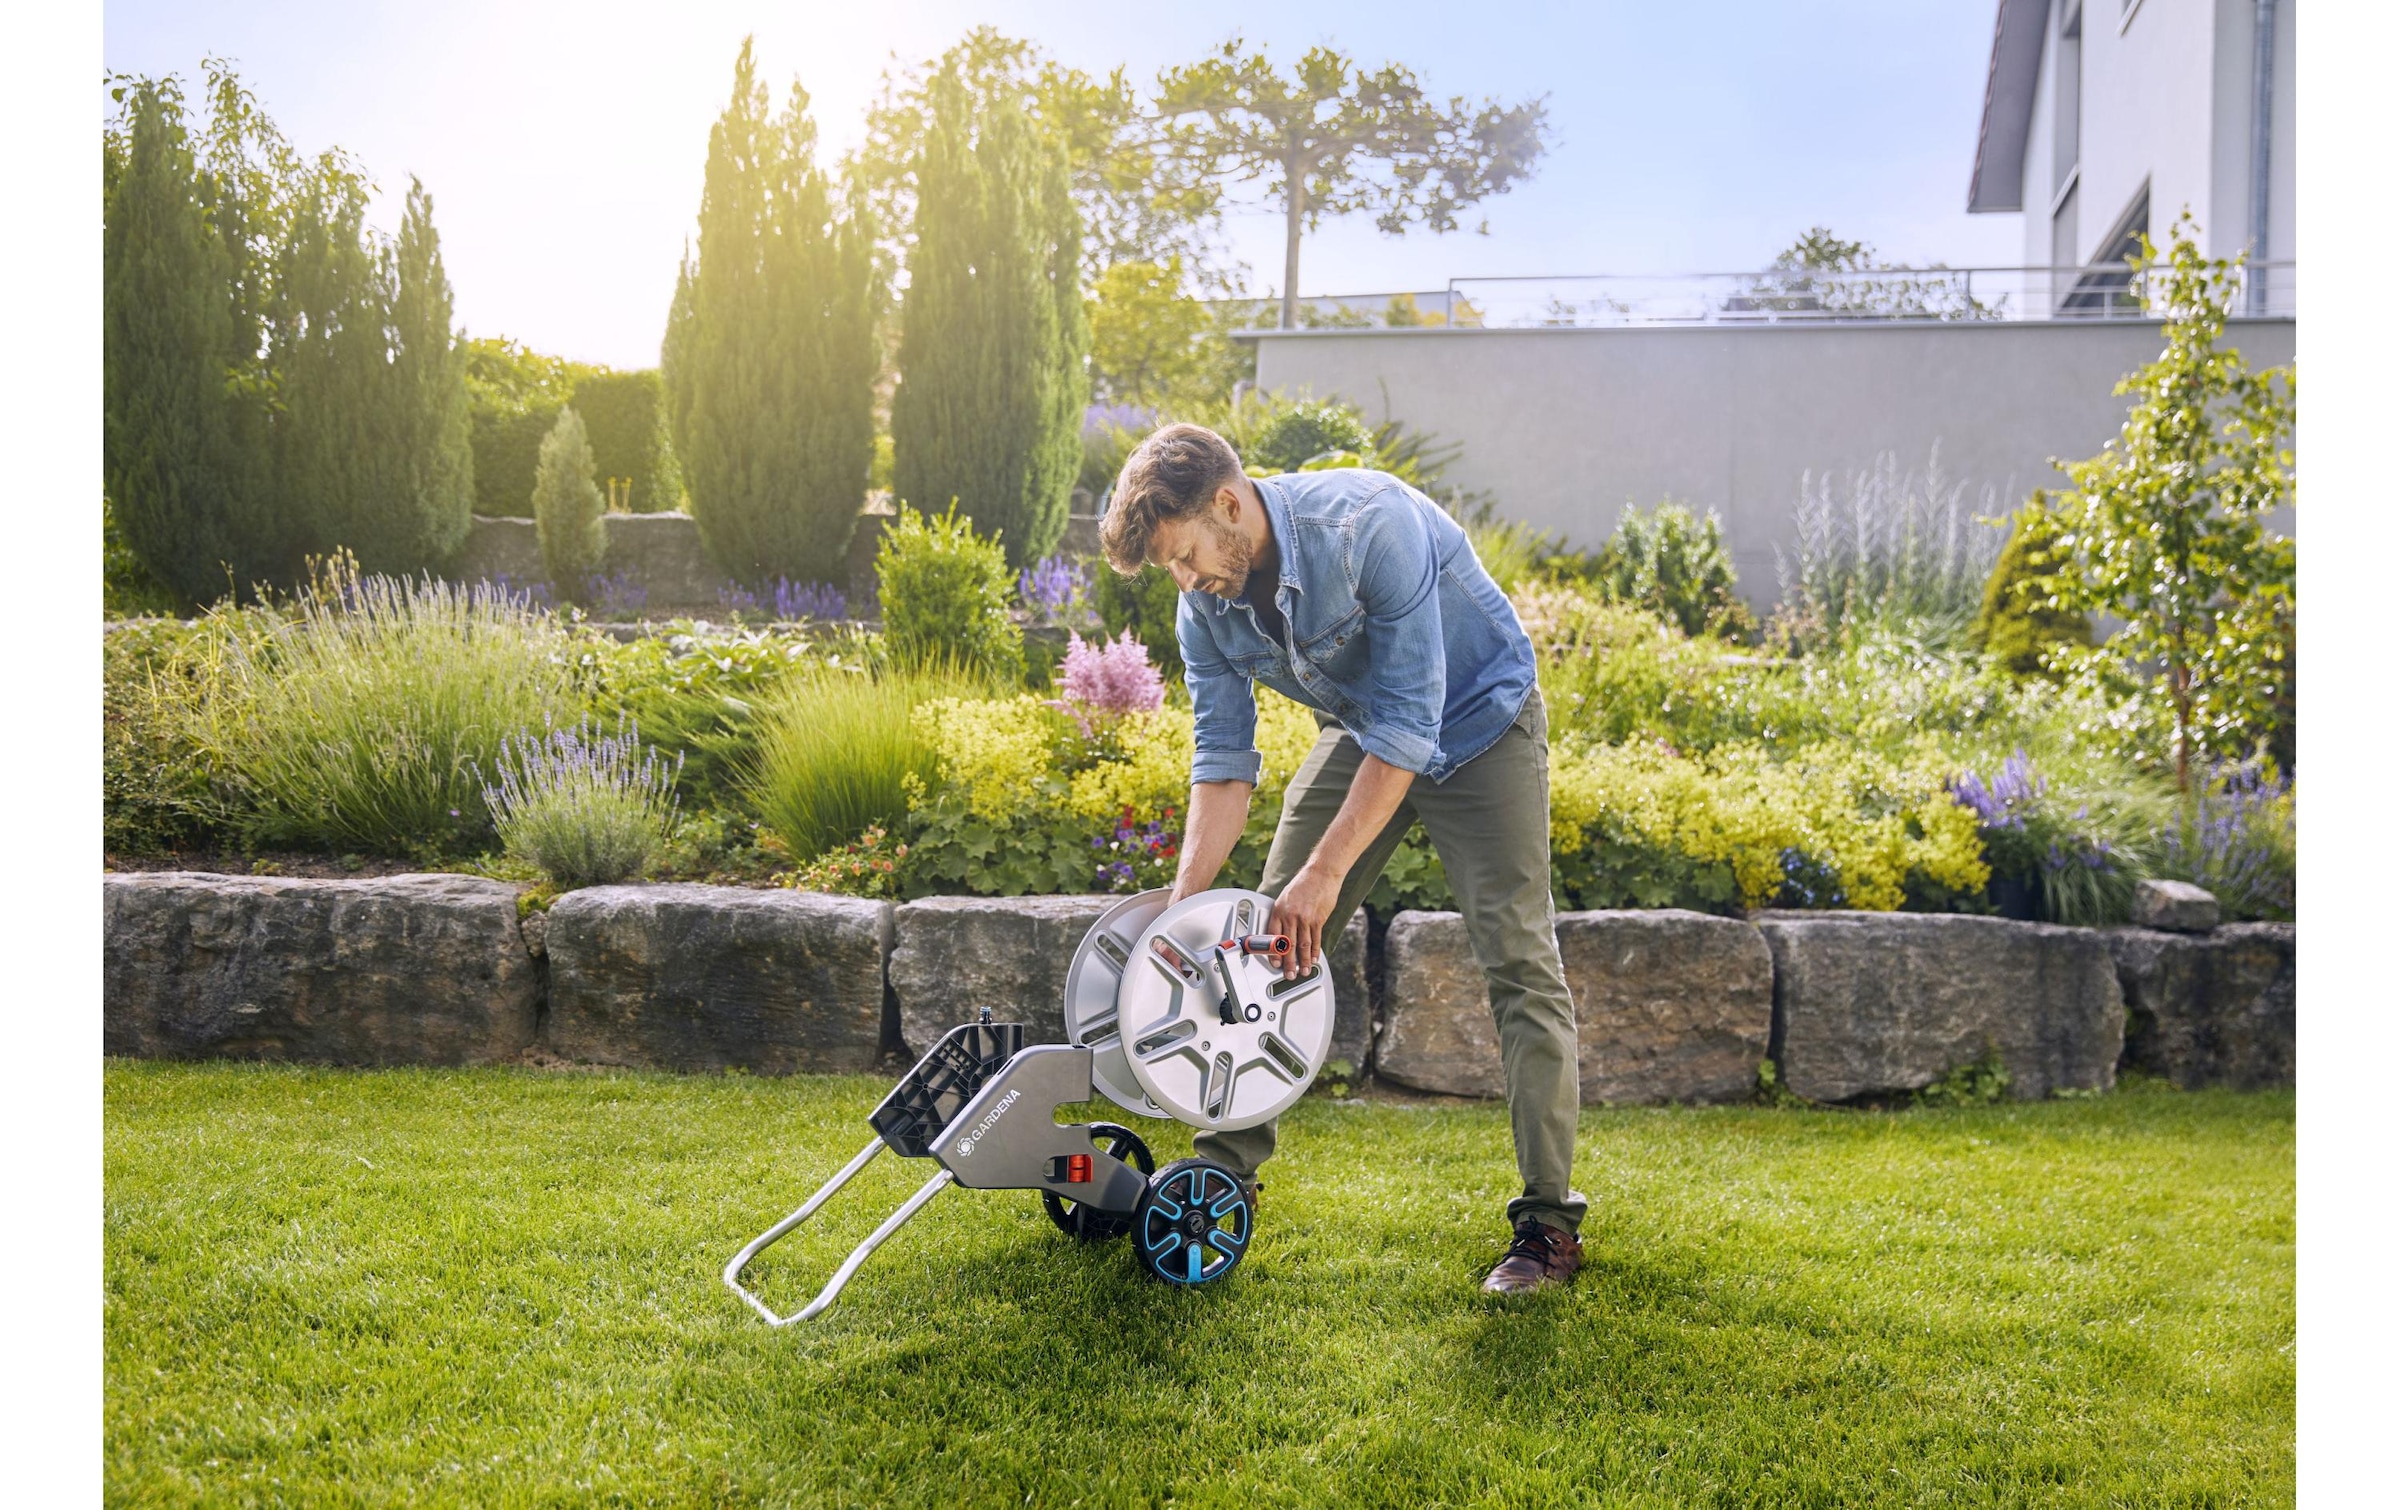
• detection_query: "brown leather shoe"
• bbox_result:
[1480,1219,1582,1294]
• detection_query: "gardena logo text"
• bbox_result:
[953,1088,1021,1158]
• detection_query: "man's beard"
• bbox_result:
[1202,512,1255,598]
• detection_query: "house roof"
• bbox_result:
[1967,0,2052,212]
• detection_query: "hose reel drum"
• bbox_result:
[1062,888,1337,1132]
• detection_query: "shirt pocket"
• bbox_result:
[1296,606,1367,677]
[1229,646,1284,680]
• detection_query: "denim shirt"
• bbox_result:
[1179,468,1539,786]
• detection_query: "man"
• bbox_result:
[1099,422,1586,1295]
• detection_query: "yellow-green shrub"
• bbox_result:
[1549,739,1988,912]
[894,686,1326,897]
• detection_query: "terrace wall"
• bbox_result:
[101,874,2293,1102]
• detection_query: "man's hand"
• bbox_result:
[1269,862,1343,980]
[1263,751,1414,976]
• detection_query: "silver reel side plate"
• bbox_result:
[1119,889,1336,1133]
[1061,888,1171,1118]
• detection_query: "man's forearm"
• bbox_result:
[1170,779,1254,901]
[1301,752,1414,884]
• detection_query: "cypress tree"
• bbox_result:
[103,79,275,605]
[377,179,476,566]
[269,157,387,570]
[1972,493,2094,678]
[667,39,880,585]
[532,407,607,596]
[891,65,1087,569]
[271,169,473,574]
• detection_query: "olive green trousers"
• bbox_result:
[1194,690,1588,1235]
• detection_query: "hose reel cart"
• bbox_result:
[724,888,1337,1325]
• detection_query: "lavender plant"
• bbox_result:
[2156,764,2295,921]
[584,571,649,619]
[1018,555,1091,627]
[482,715,682,888]
[771,578,848,622]
[1949,747,2151,926]
[199,556,576,856]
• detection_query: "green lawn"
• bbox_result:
[105,1063,2293,1507]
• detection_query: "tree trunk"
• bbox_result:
[2171,657,2192,793]
[1280,154,1306,331]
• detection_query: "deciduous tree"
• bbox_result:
[854,28,1224,290]
[2047,219,2296,787]
[1156,42,1549,329]
[1087,256,1214,408]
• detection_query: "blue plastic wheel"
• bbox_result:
[1133,1157,1252,1286]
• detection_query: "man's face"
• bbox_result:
[1149,491,1254,599]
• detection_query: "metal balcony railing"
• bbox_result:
[1428,261,2296,329]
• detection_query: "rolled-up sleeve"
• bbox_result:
[1179,593,1263,786]
[1349,494,1445,775]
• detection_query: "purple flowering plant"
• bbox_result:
[2158,762,2295,921]
[585,571,649,619]
[1949,748,2152,925]
[1062,629,1164,714]
[773,578,847,622]
[1050,629,1166,742]
[1018,554,1092,628]
[481,713,683,888]
[1093,804,1180,892]
[1084,403,1155,440]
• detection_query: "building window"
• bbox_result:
[2052,180,2080,275]
[2060,183,2150,317]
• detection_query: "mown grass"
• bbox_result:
[104,1064,2292,1507]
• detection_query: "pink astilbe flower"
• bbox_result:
[1061,629,1165,715]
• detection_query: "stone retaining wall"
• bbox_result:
[1379,909,1772,1104]
[543,885,890,1074]
[101,875,2291,1097]
[1758,912,2123,1101]
[2107,923,2295,1090]
[103,873,540,1066]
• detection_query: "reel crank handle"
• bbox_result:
[723,1138,955,1327]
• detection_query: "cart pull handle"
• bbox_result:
[722,1138,956,1327]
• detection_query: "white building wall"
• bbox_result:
[2020,0,2295,268]
[2081,0,2220,255]
[2021,11,2061,270]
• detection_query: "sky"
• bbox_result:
[102,0,2026,371]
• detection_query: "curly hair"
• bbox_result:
[1098,423,1246,575]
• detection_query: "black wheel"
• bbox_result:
[1133,1157,1253,1286]
[1042,1123,1154,1242]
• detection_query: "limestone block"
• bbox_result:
[545,885,890,1073]
[1377,909,1771,1104]
[2131,879,2222,934]
[2107,923,2295,1090]
[1757,911,2122,1102]
[103,872,538,1065]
